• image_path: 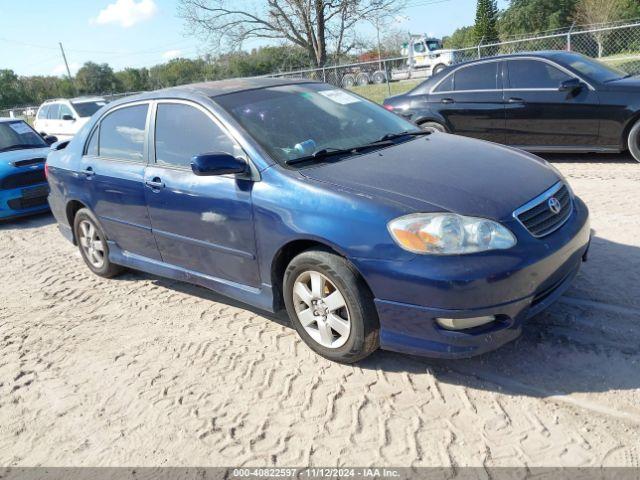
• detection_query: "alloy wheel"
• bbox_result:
[292,271,351,349]
[78,219,105,269]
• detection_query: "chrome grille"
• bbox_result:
[514,182,573,238]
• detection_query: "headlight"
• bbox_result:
[388,213,516,255]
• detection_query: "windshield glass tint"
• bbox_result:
[0,121,46,151]
[566,55,626,82]
[72,101,106,117]
[215,83,418,164]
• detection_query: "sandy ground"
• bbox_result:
[1,154,639,467]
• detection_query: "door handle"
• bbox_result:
[441,98,454,104]
[83,167,95,177]
[145,178,165,189]
[508,97,524,104]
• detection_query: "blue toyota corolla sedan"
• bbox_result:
[1,118,55,220]
[46,78,591,363]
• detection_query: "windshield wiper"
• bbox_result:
[285,147,359,165]
[0,143,46,153]
[377,130,432,142]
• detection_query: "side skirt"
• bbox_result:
[107,241,276,313]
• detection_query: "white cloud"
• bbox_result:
[92,0,158,28]
[52,63,80,76]
[162,49,182,60]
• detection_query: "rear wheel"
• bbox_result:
[419,121,447,133]
[341,74,356,88]
[355,72,371,86]
[283,249,379,363]
[372,70,387,84]
[73,208,123,278]
[627,120,640,162]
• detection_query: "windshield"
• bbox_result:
[72,101,106,117]
[0,121,47,152]
[426,40,442,51]
[215,83,419,165]
[565,54,628,83]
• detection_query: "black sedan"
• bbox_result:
[383,51,640,162]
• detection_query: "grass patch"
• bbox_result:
[347,79,422,104]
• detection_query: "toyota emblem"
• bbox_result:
[548,197,562,214]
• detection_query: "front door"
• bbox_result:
[427,60,505,143]
[144,101,260,288]
[82,102,162,261]
[504,59,601,148]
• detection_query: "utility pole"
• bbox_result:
[58,42,74,82]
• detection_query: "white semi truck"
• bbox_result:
[391,35,456,81]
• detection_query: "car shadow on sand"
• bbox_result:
[0,211,54,230]
[131,233,640,400]
[541,151,638,164]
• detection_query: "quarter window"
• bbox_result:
[37,105,49,120]
[86,127,99,156]
[155,103,240,169]
[454,62,498,91]
[508,60,572,89]
[433,74,454,93]
[99,104,148,161]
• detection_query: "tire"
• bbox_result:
[73,208,123,278]
[341,74,356,88]
[372,70,387,84]
[432,64,446,75]
[419,121,447,133]
[283,249,379,363]
[355,72,371,86]
[627,120,640,162]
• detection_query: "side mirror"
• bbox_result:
[559,78,583,92]
[191,152,247,176]
[44,135,58,145]
[62,114,75,121]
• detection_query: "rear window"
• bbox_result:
[37,105,50,120]
[47,104,60,120]
[98,104,148,161]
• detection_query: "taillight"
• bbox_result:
[383,104,394,111]
[44,162,49,179]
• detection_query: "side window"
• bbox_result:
[155,103,241,169]
[454,62,498,91]
[47,104,61,120]
[99,104,148,162]
[433,74,454,93]
[508,60,571,89]
[59,104,74,119]
[37,105,49,120]
[86,126,99,156]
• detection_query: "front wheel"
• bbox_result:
[627,120,640,162]
[283,249,379,363]
[73,208,123,278]
[432,64,447,75]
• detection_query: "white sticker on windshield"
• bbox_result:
[9,122,33,135]
[318,89,360,105]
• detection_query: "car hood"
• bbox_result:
[0,146,50,170]
[601,75,640,91]
[299,133,561,221]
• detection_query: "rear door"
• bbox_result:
[82,102,161,260]
[428,60,505,143]
[144,101,260,287]
[504,59,600,147]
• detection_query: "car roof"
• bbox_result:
[41,96,105,105]
[106,77,318,107]
[0,117,26,123]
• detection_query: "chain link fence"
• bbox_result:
[3,21,640,119]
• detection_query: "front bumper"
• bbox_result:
[0,183,50,220]
[356,197,591,358]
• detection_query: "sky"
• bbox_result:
[0,0,509,77]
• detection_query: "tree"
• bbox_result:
[474,0,499,44]
[499,0,577,38]
[75,62,120,94]
[443,26,476,48]
[178,0,406,67]
[576,0,630,56]
[115,67,150,92]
